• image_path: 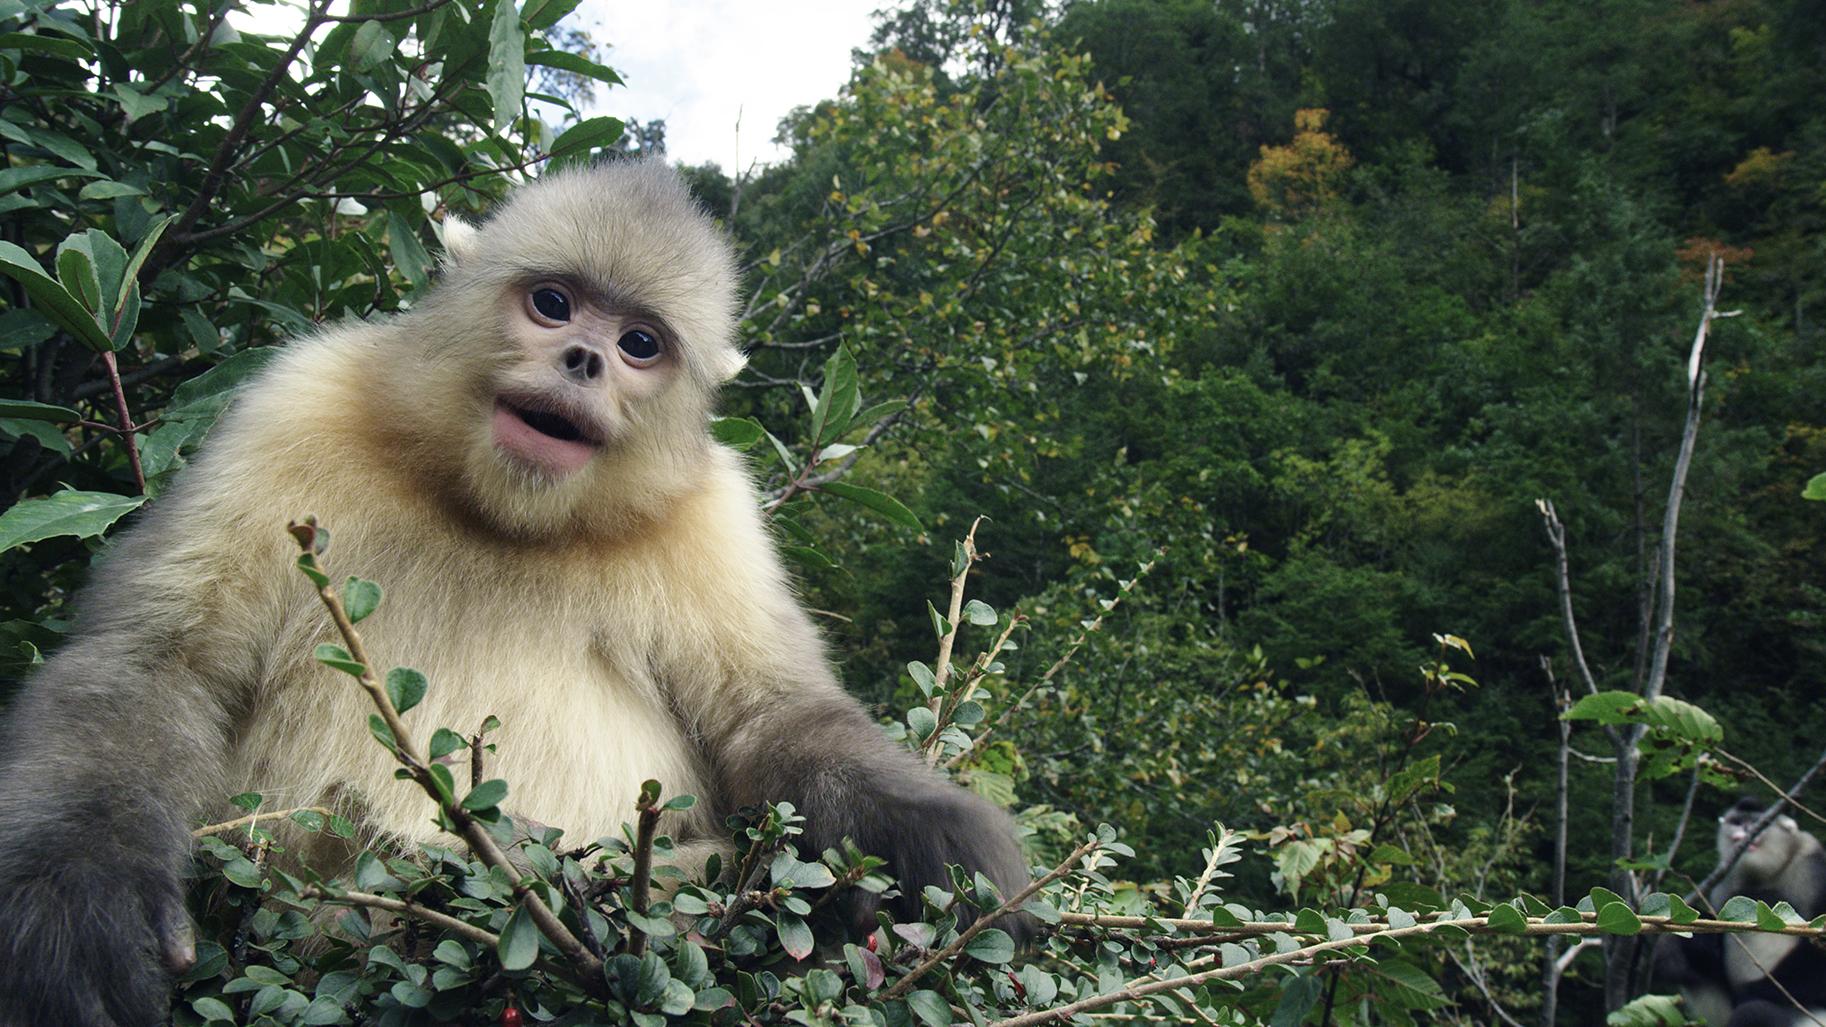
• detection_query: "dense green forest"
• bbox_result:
[0,0,1822,1024]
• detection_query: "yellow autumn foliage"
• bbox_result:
[1246,107,1355,218]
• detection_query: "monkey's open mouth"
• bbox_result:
[515,405,586,442]
[492,397,601,476]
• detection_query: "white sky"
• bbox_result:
[573,1,880,169]
[230,1,883,170]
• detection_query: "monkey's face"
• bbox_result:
[399,162,745,538]
[1719,804,1800,880]
[487,278,679,479]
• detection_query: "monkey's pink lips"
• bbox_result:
[491,398,600,476]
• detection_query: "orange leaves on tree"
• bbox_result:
[1245,108,1354,218]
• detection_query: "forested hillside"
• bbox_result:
[0,0,1822,1024]
[716,0,1826,941]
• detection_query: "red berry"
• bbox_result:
[866,933,879,952]
[501,1008,523,1027]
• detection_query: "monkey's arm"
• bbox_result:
[709,638,1031,932]
[666,539,1027,931]
[0,521,249,1026]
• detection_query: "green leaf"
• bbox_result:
[0,490,144,553]
[1595,902,1641,935]
[1665,893,1699,925]
[429,727,467,759]
[56,244,100,312]
[849,399,906,436]
[0,399,80,422]
[818,482,922,532]
[170,348,280,407]
[497,905,539,970]
[907,706,936,740]
[78,181,146,200]
[111,83,167,121]
[0,240,112,351]
[770,852,836,889]
[0,31,93,58]
[711,415,766,449]
[343,577,382,623]
[548,116,624,166]
[1606,994,1688,1027]
[462,778,508,811]
[776,914,814,960]
[1717,895,1758,921]
[1754,900,1792,931]
[1804,473,1826,501]
[191,996,236,1023]
[927,600,948,639]
[962,599,997,626]
[527,50,622,84]
[907,661,937,697]
[384,667,428,714]
[906,990,952,1027]
[1641,696,1722,743]
[312,643,366,677]
[485,0,526,134]
[1564,691,1644,725]
[811,345,860,447]
[386,213,432,290]
[963,928,1015,963]
[348,20,394,71]
[1484,903,1527,934]
[57,229,135,349]
[296,554,329,588]
[522,0,582,29]
[426,762,456,805]
[1584,884,1628,906]
[0,165,103,197]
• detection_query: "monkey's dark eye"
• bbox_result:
[617,329,662,365]
[528,287,571,324]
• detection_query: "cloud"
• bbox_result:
[577,0,877,170]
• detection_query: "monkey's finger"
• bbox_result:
[157,904,198,975]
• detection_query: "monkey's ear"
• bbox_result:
[710,346,747,382]
[441,215,480,266]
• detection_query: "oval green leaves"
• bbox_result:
[496,905,539,971]
[820,481,923,533]
[0,489,145,554]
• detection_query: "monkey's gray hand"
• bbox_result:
[836,777,1036,945]
[0,820,195,1027]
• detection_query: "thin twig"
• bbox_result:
[193,805,337,838]
[947,559,1156,769]
[287,521,604,985]
[929,518,985,714]
[322,0,454,22]
[1534,501,1607,708]
[996,912,1826,1027]
[881,836,1101,1001]
[151,0,328,278]
[99,351,144,493]
[1714,751,1826,827]
[626,784,662,958]
[301,885,498,948]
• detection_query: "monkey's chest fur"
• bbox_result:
[223,524,725,865]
